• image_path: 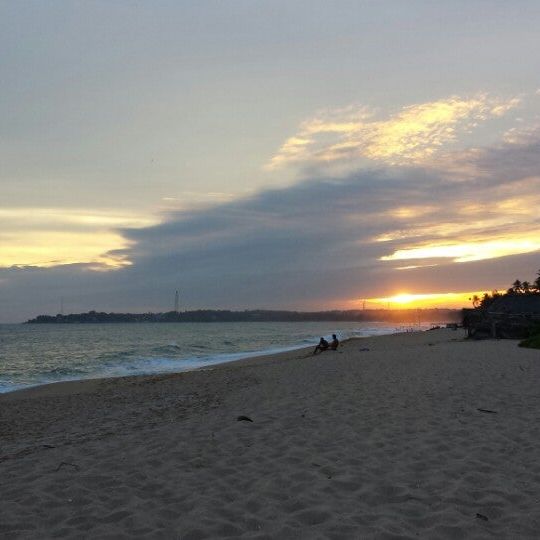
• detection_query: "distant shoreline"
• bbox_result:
[26,308,462,324]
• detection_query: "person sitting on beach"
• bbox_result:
[329,334,339,350]
[313,337,329,355]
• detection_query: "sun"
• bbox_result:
[388,293,418,304]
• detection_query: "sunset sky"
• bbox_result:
[2,1,540,322]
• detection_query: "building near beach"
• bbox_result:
[464,294,540,339]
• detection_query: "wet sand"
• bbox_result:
[2,328,540,539]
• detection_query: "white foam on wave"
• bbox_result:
[0,343,309,394]
[0,324,429,393]
[100,343,307,379]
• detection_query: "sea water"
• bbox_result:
[0,321,431,393]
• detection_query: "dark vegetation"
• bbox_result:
[470,269,540,310]
[26,308,461,325]
[519,332,540,349]
[464,269,540,343]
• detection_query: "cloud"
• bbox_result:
[381,237,540,264]
[2,96,540,322]
[266,94,519,172]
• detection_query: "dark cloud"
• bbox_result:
[470,133,540,183]
[2,136,540,322]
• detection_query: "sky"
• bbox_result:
[1,1,540,322]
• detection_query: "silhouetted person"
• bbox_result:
[329,334,339,350]
[313,337,329,355]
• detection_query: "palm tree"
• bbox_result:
[480,292,491,308]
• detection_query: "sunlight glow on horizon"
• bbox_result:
[358,291,488,309]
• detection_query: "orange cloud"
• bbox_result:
[381,236,540,264]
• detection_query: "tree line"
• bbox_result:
[471,268,540,309]
[26,308,461,324]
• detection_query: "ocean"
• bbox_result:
[0,321,432,393]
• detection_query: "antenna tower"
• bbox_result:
[174,290,179,313]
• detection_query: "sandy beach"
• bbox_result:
[1,328,540,539]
